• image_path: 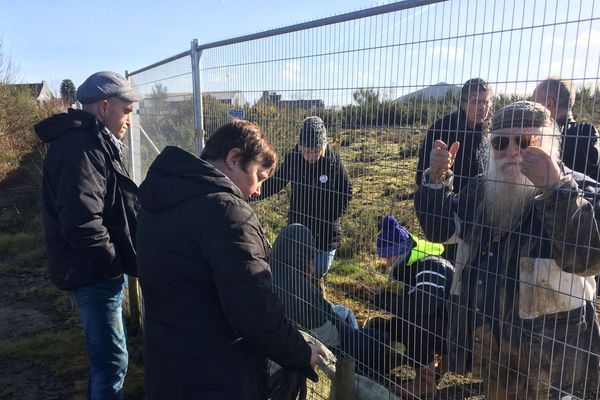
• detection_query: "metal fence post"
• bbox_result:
[335,357,355,400]
[191,39,205,156]
[124,70,143,335]
[124,70,142,184]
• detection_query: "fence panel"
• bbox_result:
[128,1,600,398]
[127,55,195,183]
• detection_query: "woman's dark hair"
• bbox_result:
[200,119,277,170]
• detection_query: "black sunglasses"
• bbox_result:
[490,135,534,151]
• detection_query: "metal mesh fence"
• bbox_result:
[127,0,600,398]
[126,55,195,184]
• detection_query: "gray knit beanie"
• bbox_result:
[299,116,327,147]
[492,101,552,131]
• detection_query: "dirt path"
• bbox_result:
[0,256,83,400]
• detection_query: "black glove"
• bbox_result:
[267,367,318,400]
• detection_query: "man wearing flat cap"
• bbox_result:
[35,71,143,399]
[415,101,600,398]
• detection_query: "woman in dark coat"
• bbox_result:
[137,120,322,400]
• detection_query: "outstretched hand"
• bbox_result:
[428,140,460,183]
[308,343,325,369]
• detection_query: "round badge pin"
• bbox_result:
[319,175,328,183]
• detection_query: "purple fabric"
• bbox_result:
[376,215,411,257]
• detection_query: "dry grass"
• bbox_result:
[0,87,63,187]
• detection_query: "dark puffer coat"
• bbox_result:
[137,146,312,400]
[34,108,139,290]
[255,145,352,252]
[558,115,600,180]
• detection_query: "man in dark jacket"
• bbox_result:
[137,121,322,400]
[34,71,141,399]
[415,101,600,399]
[415,78,492,191]
[532,77,600,180]
[254,116,352,278]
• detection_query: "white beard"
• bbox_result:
[480,129,561,232]
[483,156,538,231]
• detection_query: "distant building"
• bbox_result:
[204,91,246,107]
[258,90,324,111]
[8,81,55,103]
[395,82,460,102]
[278,99,324,111]
[258,91,281,105]
[140,90,247,113]
[138,92,191,113]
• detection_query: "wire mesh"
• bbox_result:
[128,0,600,398]
[126,55,195,182]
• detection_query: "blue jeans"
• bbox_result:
[72,276,128,400]
[314,249,336,279]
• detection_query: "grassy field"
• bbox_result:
[253,126,426,317]
[0,208,146,400]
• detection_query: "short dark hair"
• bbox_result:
[458,78,491,106]
[535,77,575,112]
[200,119,277,170]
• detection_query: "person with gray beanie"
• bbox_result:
[254,116,352,279]
[34,71,142,399]
[414,100,600,399]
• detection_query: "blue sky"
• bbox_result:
[2,0,598,105]
[0,0,386,92]
[128,0,600,106]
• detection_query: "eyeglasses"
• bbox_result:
[490,135,534,151]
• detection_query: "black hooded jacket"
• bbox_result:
[558,115,600,180]
[34,108,139,290]
[255,145,352,252]
[136,146,311,400]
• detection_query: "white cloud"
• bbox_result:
[550,58,584,76]
[325,61,338,74]
[357,71,373,84]
[564,29,600,48]
[283,60,300,82]
[542,34,564,47]
[428,45,465,61]
[576,29,600,48]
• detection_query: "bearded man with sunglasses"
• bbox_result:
[414,101,600,399]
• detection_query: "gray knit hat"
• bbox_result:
[299,116,327,147]
[492,101,552,131]
[77,71,143,105]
